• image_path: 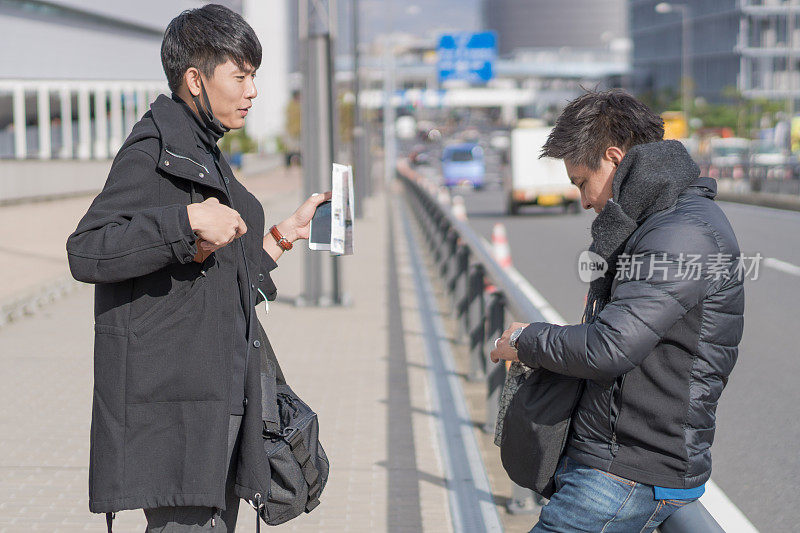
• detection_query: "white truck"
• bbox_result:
[506,125,580,215]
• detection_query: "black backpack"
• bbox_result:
[254,330,329,526]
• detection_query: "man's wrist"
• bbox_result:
[509,326,525,350]
[275,219,298,243]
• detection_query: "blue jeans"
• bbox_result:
[531,456,697,533]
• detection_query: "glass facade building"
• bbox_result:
[630,0,800,105]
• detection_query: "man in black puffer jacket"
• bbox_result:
[491,90,744,532]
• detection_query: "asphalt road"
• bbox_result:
[455,188,800,532]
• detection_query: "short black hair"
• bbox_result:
[161,4,262,93]
[540,89,664,170]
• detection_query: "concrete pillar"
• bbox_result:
[94,88,108,159]
[109,87,123,155]
[37,86,52,159]
[59,86,73,159]
[123,89,136,136]
[77,86,91,160]
[13,85,27,159]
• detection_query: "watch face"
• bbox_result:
[510,327,523,347]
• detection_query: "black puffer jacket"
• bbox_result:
[517,161,744,489]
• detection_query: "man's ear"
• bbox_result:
[605,146,625,167]
[184,67,202,97]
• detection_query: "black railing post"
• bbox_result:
[467,264,487,381]
[453,245,470,325]
[441,231,457,281]
[484,291,506,433]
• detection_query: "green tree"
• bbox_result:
[220,128,257,154]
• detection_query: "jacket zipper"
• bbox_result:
[609,374,627,457]
[165,148,210,173]
[203,152,258,505]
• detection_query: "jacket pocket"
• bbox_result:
[132,272,207,335]
[90,326,128,503]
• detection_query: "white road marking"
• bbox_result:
[764,257,800,277]
[478,237,761,532]
[700,480,760,533]
[480,237,567,326]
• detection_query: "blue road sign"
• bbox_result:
[437,31,497,84]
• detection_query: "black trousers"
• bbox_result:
[143,415,243,532]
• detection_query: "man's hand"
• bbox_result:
[192,239,218,263]
[187,197,247,253]
[275,191,333,243]
[490,321,530,364]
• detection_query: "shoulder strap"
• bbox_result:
[257,322,285,384]
[260,370,280,435]
[258,322,283,433]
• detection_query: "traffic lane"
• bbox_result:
[718,201,800,268]
[705,197,799,531]
[710,201,800,533]
[710,267,800,532]
[460,188,797,531]
[461,188,594,323]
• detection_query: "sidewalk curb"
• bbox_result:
[0,276,86,330]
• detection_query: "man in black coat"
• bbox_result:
[66,5,329,531]
[491,90,744,532]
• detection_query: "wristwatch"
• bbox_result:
[509,327,525,351]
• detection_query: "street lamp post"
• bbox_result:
[656,2,692,123]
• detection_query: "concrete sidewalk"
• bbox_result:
[0,168,458,531]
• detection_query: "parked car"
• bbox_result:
[708,137,750,180]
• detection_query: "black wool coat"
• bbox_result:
[67,94,277,513]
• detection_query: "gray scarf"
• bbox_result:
[582,140,701,323]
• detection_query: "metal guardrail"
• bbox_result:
[398,166,725,533]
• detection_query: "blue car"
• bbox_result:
[442,143,485,189]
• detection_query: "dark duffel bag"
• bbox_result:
[499,368,583,499]
[253,333,329,527]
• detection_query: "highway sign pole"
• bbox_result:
[352,0,366,218]
[383,38,396,185]
[299,0,342,306]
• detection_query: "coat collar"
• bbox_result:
[149,94,227,195]
[684,176,718,199]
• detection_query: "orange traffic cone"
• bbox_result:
[486,223,512,293]
[493,223,513,270]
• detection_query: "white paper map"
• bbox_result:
[331,163,354,256]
